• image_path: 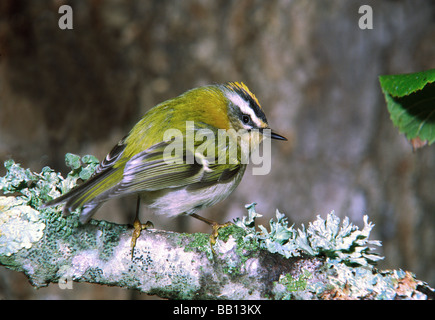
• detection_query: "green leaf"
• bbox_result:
[379,69,435,147]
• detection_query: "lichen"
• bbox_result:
[1,157,433,299]
[0,197,45,256]
[0,155,100,253]
[321,260,428,300]
[129,235,204,299]
[213,224,260,275]
[0,154,99,215]
[234,203,383,267]
[232,203,432,300]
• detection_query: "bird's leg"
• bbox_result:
[190,213,233,246]
[131,196,153,259]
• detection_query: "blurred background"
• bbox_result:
[0,0,434,299]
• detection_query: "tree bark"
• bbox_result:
[1,210,433,300]
[0,215,324,299]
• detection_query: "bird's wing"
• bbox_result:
[115,137,242,194]
[93,135,128,175]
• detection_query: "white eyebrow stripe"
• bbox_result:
[225,91,263,128]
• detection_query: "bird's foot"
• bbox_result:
[131,217,154,259]
[209,221,234,246]
[189,213,234,252]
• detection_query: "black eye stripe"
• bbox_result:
[222,82,269,126]
[233,89,267,124]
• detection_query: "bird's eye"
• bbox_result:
[242,114,251,124]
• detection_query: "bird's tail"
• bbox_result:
[42,167,121,223]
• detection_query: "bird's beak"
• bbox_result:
[270,130,287,141]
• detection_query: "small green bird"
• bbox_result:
[44,82,286,252]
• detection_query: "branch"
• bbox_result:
[0,196,433,300]
[0,208,322,299]
[1,157,434,299]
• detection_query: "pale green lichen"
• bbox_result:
[0,154,99,239]
[323,260,428,299]
[0,154,99,256]
[0,197,45,256]
[235,203,383,267]
[235,203,433,300]
[0,154,99,209]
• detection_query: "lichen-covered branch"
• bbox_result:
[1,196,433,300]
[1,156,434,299]
[0,208,322,299]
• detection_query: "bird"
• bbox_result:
[43,82,287,255]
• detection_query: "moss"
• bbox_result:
[279,270,312,292]
[183,231,213,259]
[182,225,253,276]
[273,269,317,300]
[217,224,244,241]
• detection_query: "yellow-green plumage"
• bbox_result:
[43,82,286,224]
[124,85,230,156]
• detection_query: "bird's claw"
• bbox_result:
[131,218,153,259]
